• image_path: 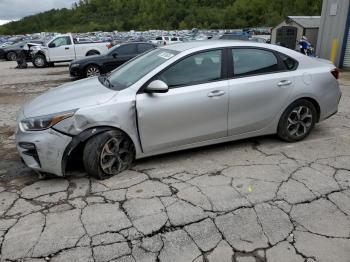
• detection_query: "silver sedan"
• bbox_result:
[16,41,341,179]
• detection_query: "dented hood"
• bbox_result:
[23,77,115,117]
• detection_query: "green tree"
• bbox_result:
[0,0,323,34]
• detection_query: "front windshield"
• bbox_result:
[108,48,179,90]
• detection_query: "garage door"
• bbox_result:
[343,24,350,68]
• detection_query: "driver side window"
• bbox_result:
[51,36,71,47]
[157,50,222,88]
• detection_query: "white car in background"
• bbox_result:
[31,33,112,68]
[151,36,183,46]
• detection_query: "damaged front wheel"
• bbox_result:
[83,130,135,180]
[33,54,47,68]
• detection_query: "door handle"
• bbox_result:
[208,90,225,97]
[65,47,69,50]
[278,80,292,87]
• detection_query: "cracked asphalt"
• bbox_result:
[0,61,350,262]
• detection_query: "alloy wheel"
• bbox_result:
[287,105,313,138]
[100,137,133,175]
[86,67,100,77]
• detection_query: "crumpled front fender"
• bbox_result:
[60,126,116,176]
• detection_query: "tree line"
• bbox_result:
[0,0,323,34]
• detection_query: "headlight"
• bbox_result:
[70,63,80,68]
[20,109,77,131]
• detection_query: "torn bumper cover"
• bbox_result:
[16,126,72,177]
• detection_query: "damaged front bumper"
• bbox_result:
[16,126,72,177]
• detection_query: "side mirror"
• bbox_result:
[145,80,169,93]
[112,53,118,58]
[48,43,56,48]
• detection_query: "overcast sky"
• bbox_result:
[0,0,78,24]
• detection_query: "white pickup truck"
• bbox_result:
[31,33,111,68]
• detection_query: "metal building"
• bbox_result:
[271,16,320,50]
[317,0,350,68]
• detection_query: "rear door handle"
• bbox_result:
[278,80,292,87]
[65,47,69,50]
[208,90,225,97]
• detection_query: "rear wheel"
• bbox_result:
[6,52,17,61]
[33,54,47,68]
[85,65,101,78]
[277,99,317,142]
[83,130,135,180]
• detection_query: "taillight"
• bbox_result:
[331,68,339,79]
[106,43,113,49]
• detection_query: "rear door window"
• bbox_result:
[232,48,281,77]
[279,53,298,70]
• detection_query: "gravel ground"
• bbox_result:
[0,60,350,262]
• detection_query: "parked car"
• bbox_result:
[69,42,156,78]
[0,40,44,61]
[0,41,15,48]
[150,36,168,45]
[218,32,251,41]
[16,41,341,179]
[150,36,183,46]
[169,37,183,44]
[250,36,268,43]
[31,33,111,68]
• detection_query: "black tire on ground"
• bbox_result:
[6,51,17,61]
[33,54,47,68]
[83,130,135,180]
[84,64,101,78]
[277,99,317,142]
[86,50,100,56]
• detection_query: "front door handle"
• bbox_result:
[278,80,292,87]
[65,47,69,50]
[208,90,226,97]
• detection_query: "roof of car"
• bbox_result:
[161,40,306,60]
[162,40,273,52]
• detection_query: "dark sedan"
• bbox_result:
[69,42,157,78]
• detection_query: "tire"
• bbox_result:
[6,52,17,61]
[86,50,100,56]
[83,130,135,180]
[85,64,101,78]
[277,99,317,142]
[33,54,47,68]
